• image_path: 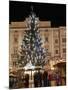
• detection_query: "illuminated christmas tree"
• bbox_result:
[18,7,46,67]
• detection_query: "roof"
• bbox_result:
[10,20,51,28]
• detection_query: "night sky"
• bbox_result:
[9,1,66,27]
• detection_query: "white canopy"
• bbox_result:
[24,61,35,70]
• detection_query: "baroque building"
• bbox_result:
[9,20,66,84]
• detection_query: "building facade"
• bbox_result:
[9,20,66,72]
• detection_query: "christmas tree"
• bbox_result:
[18,7,46,67]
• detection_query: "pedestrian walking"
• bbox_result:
[43,71,48,87]
[24,74,29,88]
[37,70,42,87]
[55,72,61,86]
[48,73,52,86]
[34,70,42,87]
[34,71,38,87]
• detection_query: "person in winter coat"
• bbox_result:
[34,72,39,87]
[55,72,61,86]
[34,70,42,87]
[43,71,48,87]
[24,74,29,88]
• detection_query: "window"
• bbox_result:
[63,48,66,53]
[11,53,18,59]
[13,31,19,43]
[14,30,18,33]
[45,37,48,42]
[14,47,18,54]
[13,61,16,66]
[14,37,18,43]
[45,29,48,32]
[62,38,66,43]
[55,50,58,54]
[55,39,58,43]
[46,49,48,52]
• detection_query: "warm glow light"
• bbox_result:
[60,59,63,61]
[51,67,54,70]
[24,61,35,70]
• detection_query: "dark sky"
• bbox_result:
[9,1,66,27]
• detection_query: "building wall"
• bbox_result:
[9,20,66,70]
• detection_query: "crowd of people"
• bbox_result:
[9,73,29,88]
[9,70,62,88]
[34,70,49,87]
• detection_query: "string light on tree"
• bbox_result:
[18,6,47,67]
